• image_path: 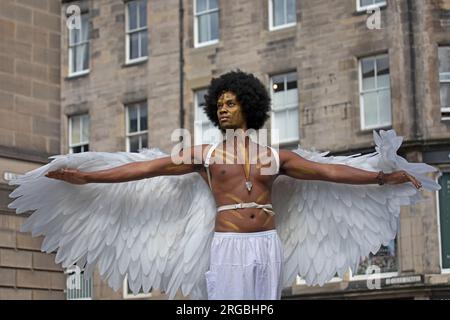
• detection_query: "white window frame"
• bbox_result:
[349,270,399,281]
[356,0,387,12]
[65,266,93,300]
[68,12,90,77]
[125,0,149,65]
[194,0,220,48]
[436,170,450,274]
[270,72,299,146]
[123,275,153,299]
[194,89,222,145]
[295,275,343,286]
[125,102,148,152]
[69,114,90,153]
[358,54,392,130]
[268,0,297,31]
[439,47,450,120]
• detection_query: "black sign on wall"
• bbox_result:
[438,172,450,269]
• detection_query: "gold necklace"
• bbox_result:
[242,144,252,192]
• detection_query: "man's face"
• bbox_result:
[217,91,247,130]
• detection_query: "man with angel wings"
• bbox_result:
[9,70,440,300]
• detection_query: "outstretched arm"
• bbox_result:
[279,150,422,189]
[45,145,206,184]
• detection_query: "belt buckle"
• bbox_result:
[235,203,243,209]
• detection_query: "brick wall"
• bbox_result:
[55,0,450,300]
[0,0,61,160]
[0,0,64,300]
[0,185,65,300]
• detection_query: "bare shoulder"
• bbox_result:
[278,149,296,163]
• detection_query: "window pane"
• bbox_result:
[363,92,378,127]
[201,123,216,144]
[140,133,148,149]
[209,0,218,10]
[357,239,397,275]
[210,11,219,41]
[439,47,450,73]
[286,109,299,140]
[286,0,296,24]
[441,83,450,109]
[376,56,390,88]
[71,116,81,145]
[286,74,298,105]
[198,14,209,43]
[81,15,89,42]
[285,88,298,105]
[82,43,89,71]
[139,0,147,28]
[272,75,285,92]
[140,104,148,131]
[273,111,287,142]
[272,76,286,109]
[70,28,79,46]
[360,0,374,7]
[128,1,138,30]
[196,0,208,13]
[130,33,139,60]
[129,135,140,152]
[73,44,85,72]
[272,91,284,109]
[73,146,82,154]
[377,73,390,89]
[273,0,285,26]
[81,115,90,142]
[286,73,297,89]
[197,90,207,105]
[196,90,209,122]
[140,31,148,57]
[362,58,375,91]
[71,46,77,72]
[75,46,82,72]
[378,89,392,125]
[128,106,138,133]
[83,144,89,152]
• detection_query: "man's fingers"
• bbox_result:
[409,175,422,189]
[45,168,68,180]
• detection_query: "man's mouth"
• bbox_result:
[220,117,230,122]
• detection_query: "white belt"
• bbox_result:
[217,202,275,216]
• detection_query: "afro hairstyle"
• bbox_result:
[203,70,271,131]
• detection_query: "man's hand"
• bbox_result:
[385,170,422,189]
[45,168,89,185]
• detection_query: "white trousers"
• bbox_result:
[205,230,283,300]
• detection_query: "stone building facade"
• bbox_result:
[0,0,65,299]
[2,0,450,299]
[58,0,450,300]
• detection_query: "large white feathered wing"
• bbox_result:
[272,130,441,288]
[8,149,216,299]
